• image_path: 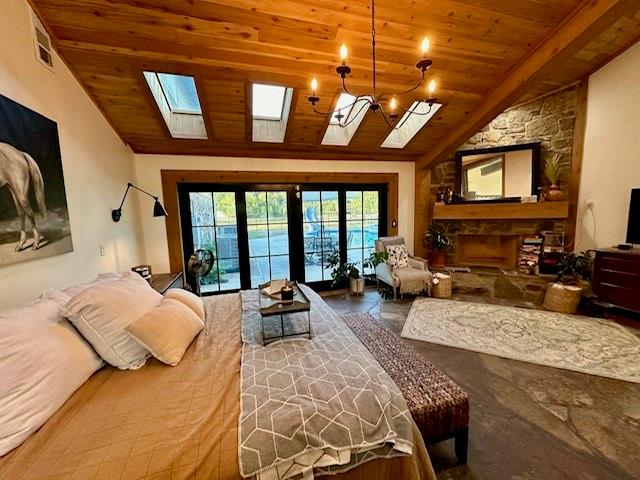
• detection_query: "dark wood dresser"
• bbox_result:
[592,249,640,314]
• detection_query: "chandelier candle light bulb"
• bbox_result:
[340,44,348,64]
[311,78,318,95]
[428,80,436,96]
[421,36,430,56]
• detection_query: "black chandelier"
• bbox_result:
[307,0,438,129]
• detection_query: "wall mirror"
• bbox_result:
[454,143,540,202]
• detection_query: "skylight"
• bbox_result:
[321,95,371,146]
[252,84,287,120]
[251,83,294,143]
[143,71,207,139]
[381,101,442,149]
[156,73,201,114]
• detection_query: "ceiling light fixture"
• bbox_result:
[307,0,438,128]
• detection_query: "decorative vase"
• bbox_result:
[350,277,365,295]
[545,184,564,201]
[429,251,446,268]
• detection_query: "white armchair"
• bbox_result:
[375,236,432,300]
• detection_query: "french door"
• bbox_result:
[179,183,386,294]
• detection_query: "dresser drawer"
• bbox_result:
[594,269,640,290]
[594,283,640,312]
[596,252,640,270]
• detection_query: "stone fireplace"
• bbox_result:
[456,234,519,270]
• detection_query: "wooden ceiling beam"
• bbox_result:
[415,0,639,169]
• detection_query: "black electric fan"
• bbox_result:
[187,249,215,296]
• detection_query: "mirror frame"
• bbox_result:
[454,142,541,203]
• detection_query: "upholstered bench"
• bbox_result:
[342,312,470,464]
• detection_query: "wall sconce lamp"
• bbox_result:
[112,182,168,222]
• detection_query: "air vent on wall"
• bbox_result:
[30,9,53,70]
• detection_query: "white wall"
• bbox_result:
[576,41,640,251]
[134,155,415,272]
[0,0,144,307]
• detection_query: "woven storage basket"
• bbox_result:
[432,274,452,299]
[543,283,582,314]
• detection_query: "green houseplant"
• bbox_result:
[325,252,364,295]
[325,251,389,295]
[543,154,566,201]
[425,223,453,267]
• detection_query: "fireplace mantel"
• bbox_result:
[433,201,568,221]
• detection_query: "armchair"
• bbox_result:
[375,236,432,300]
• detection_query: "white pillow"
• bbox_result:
[126,298,204,366]
[63,275,162,370]
[0,299,103,456]
[386,244,410,269]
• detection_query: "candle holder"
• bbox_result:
[280,284,294,304]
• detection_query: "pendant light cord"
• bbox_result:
[371,0,376,99]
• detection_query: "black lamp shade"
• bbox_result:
[153,199,168,217]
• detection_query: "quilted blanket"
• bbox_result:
[239,286,414,480]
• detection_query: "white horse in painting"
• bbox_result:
[0,142,46,251]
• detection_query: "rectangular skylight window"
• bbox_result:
[381,101,442,149]
[321,95,371,146]
[252,84,287,120]
[143,71,207,139]
[251,83,294,143]
[156,73,202,114]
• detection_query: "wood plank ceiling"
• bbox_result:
[29,0,640,163]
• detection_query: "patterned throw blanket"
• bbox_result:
[239,286,414,480]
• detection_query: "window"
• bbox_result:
[143,71,207,139]
[251,83,294,143]
[381,101,442,149]
[252,84,286,120]
[321,95,371,146]
[156,73,202,114]
[346,190,380,273]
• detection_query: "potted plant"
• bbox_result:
[425,223,453,267]
[543,154,566,201]
[325,252,365,295]
[543,250,594,314]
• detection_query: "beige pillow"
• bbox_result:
[164,288,205,321]
[126,299,204,366]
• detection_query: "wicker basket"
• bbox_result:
[543,283,582,314]
[432,274,452,299]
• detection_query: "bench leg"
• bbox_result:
[454,427,469,465]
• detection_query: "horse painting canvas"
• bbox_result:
[0,93,72,266]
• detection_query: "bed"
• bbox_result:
[0,290,436,480]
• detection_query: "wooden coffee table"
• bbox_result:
[258,281,311,345]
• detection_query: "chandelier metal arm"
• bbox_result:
[340,99,372,128]
[307,0,437,130]
[376,70,426,101]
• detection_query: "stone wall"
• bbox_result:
[425,85,579,261]
[429,84,578,204]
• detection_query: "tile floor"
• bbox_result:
[324,289,640,480]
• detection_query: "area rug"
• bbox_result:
[401,298,640,383]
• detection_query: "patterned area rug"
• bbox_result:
[401,298,640,383]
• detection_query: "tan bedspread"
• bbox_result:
[0,293,436,480]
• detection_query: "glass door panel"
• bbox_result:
[302,191,339,282]
[346,190,380,276]
[246,191,290,287]
[188,191,240,292]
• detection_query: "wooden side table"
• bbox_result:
[149,272,184,294]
